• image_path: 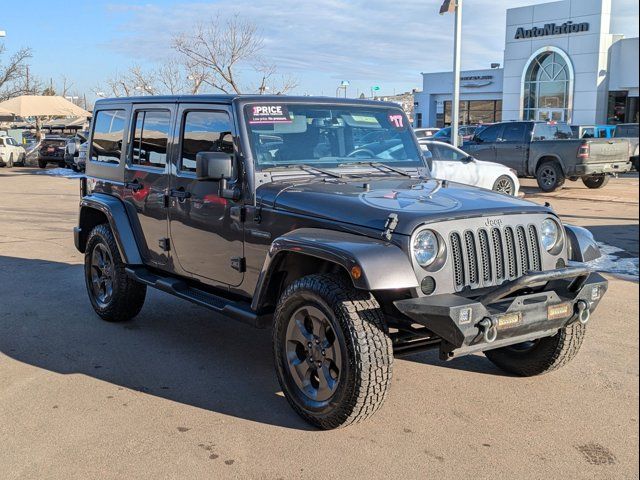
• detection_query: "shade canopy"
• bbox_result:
[0,95,90,117]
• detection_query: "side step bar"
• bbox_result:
[125,267,270,328]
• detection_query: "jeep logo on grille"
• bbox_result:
[485,218,503,228]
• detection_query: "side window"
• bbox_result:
[501,123,526,142]
[91,110,126,164]
[131,110,171,168]
[476,124,501,143]
[533,124,553,141]
[181,111,233,173]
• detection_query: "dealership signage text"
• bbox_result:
[515,21,589,39]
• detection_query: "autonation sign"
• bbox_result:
[515,21,589,39]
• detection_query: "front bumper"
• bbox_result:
[394,266,607,360]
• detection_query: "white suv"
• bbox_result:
[0,136,27,167]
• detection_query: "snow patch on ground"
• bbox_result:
[587,242,639,279]
[34,168,85,179]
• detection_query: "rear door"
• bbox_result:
[122,104,175,267]
[495,122,528,173]
[168,104,244,287]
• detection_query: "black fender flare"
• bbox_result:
[533,154,563,177]
[251,228,418,311]
[564,224,601,263]
[76,193,143,265]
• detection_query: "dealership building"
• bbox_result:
[413,0,639,128]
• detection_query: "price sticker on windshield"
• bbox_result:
[248,105,292,124]
[388,112,406,130]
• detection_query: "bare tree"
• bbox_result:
[172,15,296,95]
[98,65,158,97]
[0,46,33,100]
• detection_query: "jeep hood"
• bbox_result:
[256,175,551,235]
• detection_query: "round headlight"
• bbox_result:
[413,230,439,267]
[540,219,560,251]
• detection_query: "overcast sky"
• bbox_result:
[3,0,639,99]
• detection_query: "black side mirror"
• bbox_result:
[462,155,475,163]
[196,151,233,181]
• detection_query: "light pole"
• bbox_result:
[336,80,350,98]
[440,0,462,147]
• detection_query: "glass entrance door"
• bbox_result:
[537,109,565,122]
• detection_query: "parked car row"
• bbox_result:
[415,120,636,192]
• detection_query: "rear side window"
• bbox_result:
[131,110,171,169]
[180,111,233,173]
[501,123,526,142]
[91,110,126,164]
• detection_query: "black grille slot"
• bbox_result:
[450,233,464,288]
[528,225,541,271]
[516,226,530,273]
[504,227,518,279]
[478,229,491,282]
[492,228,504,281]
[464,231,479,285]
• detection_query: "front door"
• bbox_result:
[537,109,565,122]
[122,104,175,267]
[168,105,244,287]
[466,123,502,162]
[495,122,528,173]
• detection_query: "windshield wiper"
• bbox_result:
[340,161,412,178]
[265,164,344,179]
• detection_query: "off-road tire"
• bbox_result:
[38,159,47,169]
[273,273,393,429]
[84,224,146,322]
[582,174,610,189]
[58,160,65,168]
[536,161,565,192]
[484,322,586,376]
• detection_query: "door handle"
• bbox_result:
[169,188,191,200]
[125,180,143,192]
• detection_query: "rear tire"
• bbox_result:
[484,322,586,376]
[58,161,65,168]
[273,273,393,429]
[84,224,147,322]
[582,174,610,189]
[536,161,565,192]
[8,153,14,168]
[38,159,47,169]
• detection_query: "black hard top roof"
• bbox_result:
[94,94,402,109]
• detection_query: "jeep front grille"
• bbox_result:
[450,225,542,290]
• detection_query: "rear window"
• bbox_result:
[533,123,573,141]
[615,124,639,137]
[90,110,126,165]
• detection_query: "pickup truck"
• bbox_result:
[462,121,631,191]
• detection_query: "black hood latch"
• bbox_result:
[381,213,399,241]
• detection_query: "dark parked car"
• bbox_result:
[432,125,479,144]
[462,121,631,191]
[38,136,68,168]
[74,95,607,429]
[64,131,89,171]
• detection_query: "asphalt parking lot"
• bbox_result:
[1,168,638,479]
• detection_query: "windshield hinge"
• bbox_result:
[381,213,399,241]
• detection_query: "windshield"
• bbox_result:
[244,103,423,170]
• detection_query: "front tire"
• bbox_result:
[84,224,147,322]
[273,274,393,429]
[536,161,565,192]
[492,175,516,196]
[484,322,586,376]
[582,174,610,189]
[8,153,14,168]
[38,159,47,169]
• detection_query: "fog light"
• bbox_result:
[420,276,436,295]
[458,307,472,325]
[591,285,601,301]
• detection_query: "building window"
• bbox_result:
[522,47,573,122]
[607,91,639,124]
[443,100,502,126]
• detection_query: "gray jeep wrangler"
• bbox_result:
[74,95,607,429]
